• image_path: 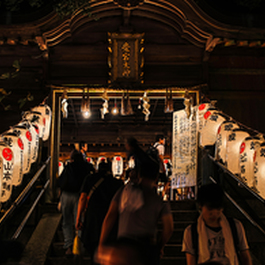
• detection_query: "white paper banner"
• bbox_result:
[172,109,197,188]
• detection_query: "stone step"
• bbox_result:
[158,220,193,230]
[158,229,185,244]
[169,199,196,211]
[47,255,186,265]
[171,210,198,221]
[46,256,90,265]
[160,256,186,265]
[164,243,183,257]
[51,242,185,258]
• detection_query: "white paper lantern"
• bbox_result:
[226,129,250,175]
[23,111,45,139]
[18,120,39,163]
[253,143,265,199]
[200,111,227,147]
[96,156,107,170]
[58,161,64,177]
[196,103,212,132]
[112,156,123,177]
[86,157,94,165]
[10,125,32,174]
[239,136,263,188]
[0,141,14,202]
[32,104,52,141]
[164,158,172,177]
[1,132,24,186]
[215,121,239,164]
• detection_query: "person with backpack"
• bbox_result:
[153,134,169,198]
[182,183,252,265]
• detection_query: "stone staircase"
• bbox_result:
[160,199,198,265]
[20,197,265,265]
[45,199,198,265]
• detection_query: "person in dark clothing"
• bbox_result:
[58,149,93,255]
[79,140,88,160]
[96,138,173,265]
[75,161,123,264]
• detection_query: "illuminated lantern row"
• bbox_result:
[58,155,125,179]
[0,142,14,203]
[239,136,263,188]
[226,129,250,175]
[0,104,52,203]
[196,103,211,132]
[215,121,239,164]
[197,103,265,199]
[254,143,265,198]
[200,110,227,147]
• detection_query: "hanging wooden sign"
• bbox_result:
[108,32,144,84]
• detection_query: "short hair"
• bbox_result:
[70,149,84,163]
[126,137,138,149]
[197,183,225,209]
[98,161,111,175]
[155,134,165,142]
[139,160,159,180]
[79,141,86,150]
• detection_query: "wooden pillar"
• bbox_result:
[48,89,61,201]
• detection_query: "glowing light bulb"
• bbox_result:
[83,110,91,118]
[111,102,119,115]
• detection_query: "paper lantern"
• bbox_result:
[96,156,107,170]
[0,141,14,202]
[86,156,94,165]
[32,104,52,141]
[163,158,172,178]
[23,111,45,139]
[226,129,250,175]
[215,121,239,164]
[112,156,123,177]
[200,111,227,147]
[1,132,24,186]
[196,103,212,132]
[253,143,265,198]
[58,161,64,176]
[18,120,39,163]
[10,125,32,174]
[239,136,263,188]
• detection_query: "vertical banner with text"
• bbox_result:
[172,109,197,188]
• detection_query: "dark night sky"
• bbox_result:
[197,0,265,28]
[1,0,265,27]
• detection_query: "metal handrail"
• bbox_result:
[0,156,51,229]
[206,152,265,204]
[12,179,50,240]
[210,176,265,237]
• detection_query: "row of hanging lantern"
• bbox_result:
[198,103,265,199]
[0,103,52,204]
[59,155,172,181]
[61,88,177,121]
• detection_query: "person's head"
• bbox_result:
[197,183,225,225]
[98,161,111,175]
[79,141,88,152]
[125,137,139,153]
[70,149,84,163]
[155,134,165,145]
[139,160,159,181]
